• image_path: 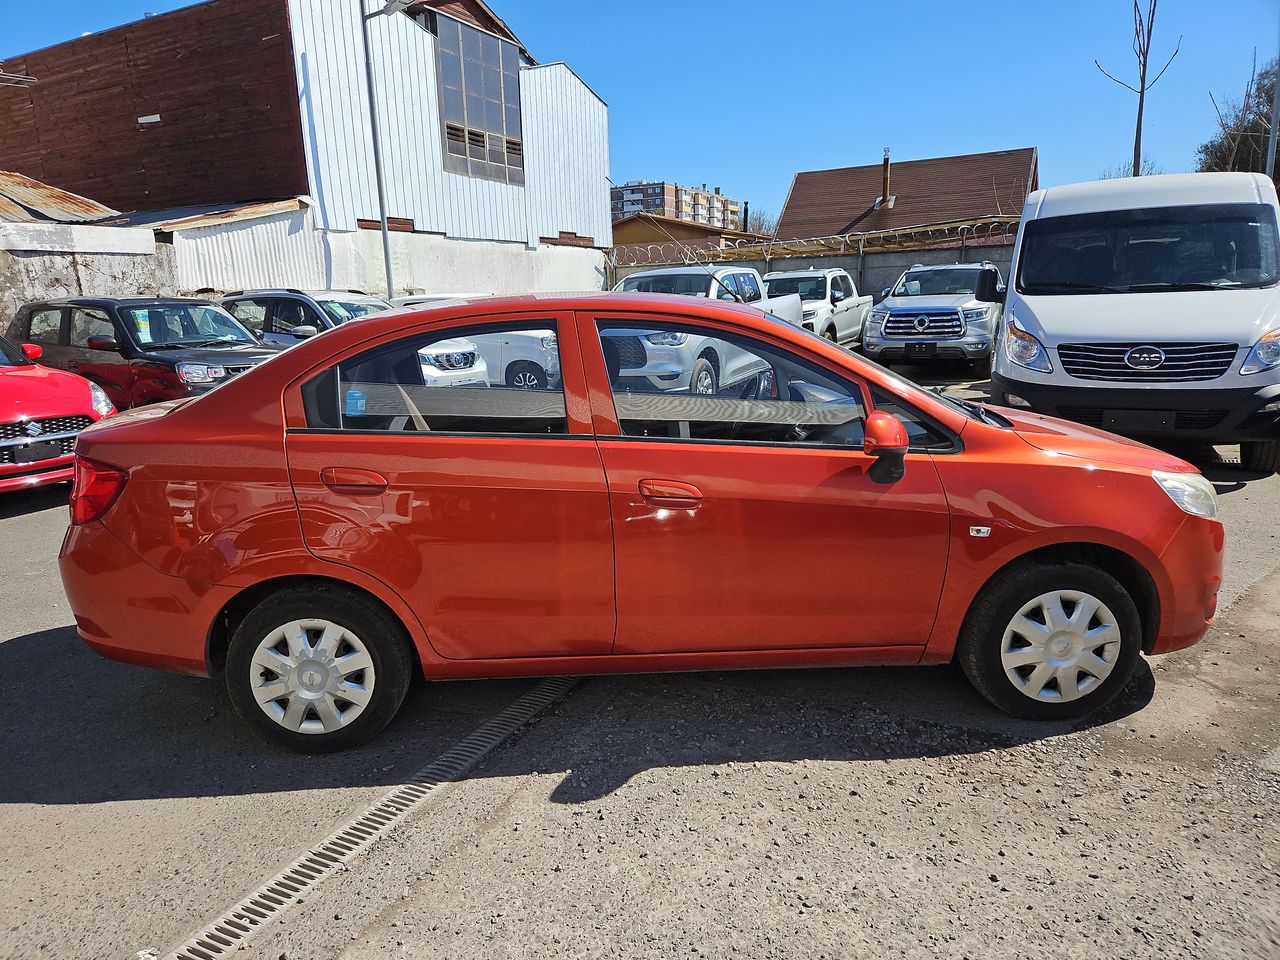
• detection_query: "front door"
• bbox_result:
[66,307,134,410]
[286,313,616,660]
[587,312,952,655]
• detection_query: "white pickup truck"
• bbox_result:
[614,265,803,326]
[763,267,871,344]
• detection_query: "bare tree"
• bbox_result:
[1199,53,1276,178]
[746,209,778,237]
[1099,158,1165,179]
[1095,0,1182,176]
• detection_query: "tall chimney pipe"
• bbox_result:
[881,147,891,206]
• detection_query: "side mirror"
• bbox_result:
[880,288,891,300]
[831,288,847,304]
[863,410,909,483]
[86,335,119,352]
[21,343,42,361]
[975,271,1003,303]
[291,325,319,339]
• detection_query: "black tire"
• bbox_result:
[971,354,993,379]
[506,361,547,390]
[1241,439,1280,474]
[823,326,838,343]
[957,562,1142,721]
[690,356,718,395]
[226,584,415,752]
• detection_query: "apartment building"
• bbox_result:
[610,180,741,230]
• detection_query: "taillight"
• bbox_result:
[70,456,128,525]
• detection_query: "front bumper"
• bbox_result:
[991,373,1280,441]
[1149,514,1224,656]
[863,333,992,363]
[0,455,74,491]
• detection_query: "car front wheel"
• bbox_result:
[957,562,1142,721]
[226,585,414,751]
[1241,439,1280,474]
[507,361,547,390]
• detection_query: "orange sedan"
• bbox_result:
[59,293,1224,750]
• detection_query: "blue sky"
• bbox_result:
[3,0,1274,216]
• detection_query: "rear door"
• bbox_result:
[285,311,616,660]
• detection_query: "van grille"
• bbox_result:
[1058,407,1229,432]
[883,310,964,338]
[1057,342,1238,382]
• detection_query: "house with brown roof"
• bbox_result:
[775,147,1038,241]
[612,212,770,265]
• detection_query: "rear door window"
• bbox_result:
[224,298,271,335]
[27,308,64,345]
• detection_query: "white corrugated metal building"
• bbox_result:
[112,0,611,296]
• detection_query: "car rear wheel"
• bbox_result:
[506,361,546,390]
[957,562,1141,721]
[691,357,718,395]
[1241,440,1280,474]
[226,585,414,751]
[823,326,837,343]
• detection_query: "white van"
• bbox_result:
[992,172,1280,471]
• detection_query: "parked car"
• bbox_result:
[614,266,804,327]
[5,298,283,410]
[221,289,392,347]
[0,334,115,492]
[992,171,1280,473]
[764,267,872,344]
[600,325,768,395]
[61,292,1223,750]
[863,262,1005,374]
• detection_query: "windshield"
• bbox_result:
[1017,202,1280,294]
[617,273,713,297]
[765,276,828,301]
[893,268,982,297]
[122,304,257,347]
[0,335,32,367]
[318,299,391,324]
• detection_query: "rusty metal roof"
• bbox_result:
[0,170,120,223]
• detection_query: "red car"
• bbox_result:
[59,294,1224,750]
[1,335,114,492]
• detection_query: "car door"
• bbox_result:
[286,312,616,660]
[66,307,134,410]
[267,299,323,347]
[587,310,952,655]
[833,275,855,340]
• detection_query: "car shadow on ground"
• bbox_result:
[0,624,1154,807]
[0,484,68,521]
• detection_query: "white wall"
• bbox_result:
[362,230,607,296]
[288,2,611,248]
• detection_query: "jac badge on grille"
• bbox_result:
[1124,346,1165,370]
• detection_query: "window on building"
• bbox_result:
[423,12,525,186]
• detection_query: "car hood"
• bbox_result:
[1011,287,1280,344]
[881,295,976,311]
[139,343,283,365]
[0,363,93,419]
[990,404,1198,472]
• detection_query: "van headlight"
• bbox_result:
[1153,470,1218,519]
[1003,318,1052,373]
[1241,329,1280,375]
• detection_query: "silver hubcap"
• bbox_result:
[694,369,715,394]
[249,619,376,734]
[1000,590,1122,703]
[513,370,539,389]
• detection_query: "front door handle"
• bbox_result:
[639,478,703,508]
[320,467,388,495]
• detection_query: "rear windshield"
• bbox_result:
[765,276,827,301]
[1017,202,1280,294]
[617,273,712,296]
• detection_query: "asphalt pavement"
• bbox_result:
[1,372,1277,960]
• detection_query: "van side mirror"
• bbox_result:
[86,335,119,352]
[21,343,43,361]
[291,325,319,339]
[975,271,1003,303]
[863,411,910,483]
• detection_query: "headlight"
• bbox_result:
[1241,329,1280,375]
[1003,319,1052,373]
[176,362,226,384]
[802,309,818,320]
[1153,470,1218,519]
[645,331,688,346]
[87,381,115,418]
[962,306,991,322]
[541,333,558,350]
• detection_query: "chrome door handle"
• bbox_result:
[638,478,703,508]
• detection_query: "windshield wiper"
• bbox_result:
[189,336,250,348]
[1124,281,1238,292]
[1029,280,1129,294]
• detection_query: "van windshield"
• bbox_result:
[1017,202,1280,294]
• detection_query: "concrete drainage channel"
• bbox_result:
[160,676,577,960]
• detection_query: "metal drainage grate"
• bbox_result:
[164,676,577,960]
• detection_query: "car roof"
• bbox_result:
[224,289,389,302]
[902,263,990,272]
[620,265,746,280]
[1026,171,1276,219]
[23,297,215,309]
[763,269,843,278]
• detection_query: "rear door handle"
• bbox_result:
[320,467,388,495]
[638,478,703,508]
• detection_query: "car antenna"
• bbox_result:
[608,176,744,304]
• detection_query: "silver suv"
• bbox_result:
[221,289,392,347]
